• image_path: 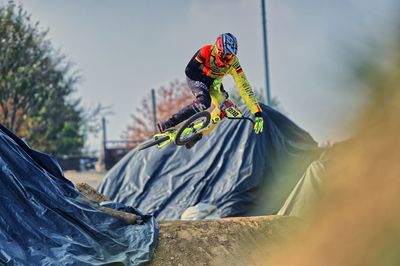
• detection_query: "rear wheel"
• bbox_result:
[175,111,211,146]
[137,136,170,151]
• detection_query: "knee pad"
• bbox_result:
[193,95,211,112]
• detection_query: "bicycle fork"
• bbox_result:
[199,107,222,136]
[154,131,176,148]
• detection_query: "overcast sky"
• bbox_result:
[6,0,399,151]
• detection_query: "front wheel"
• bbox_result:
[137,136,170,151]
[175,111,211,146]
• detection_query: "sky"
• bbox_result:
[5,0,399,152]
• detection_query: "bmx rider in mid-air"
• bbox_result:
[157,33,264,147]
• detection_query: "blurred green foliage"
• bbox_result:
[0,1,85,156]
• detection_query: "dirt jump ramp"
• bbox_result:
[148,216,296,266]
[76,182,296,265]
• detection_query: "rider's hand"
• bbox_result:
[253,112,263,134]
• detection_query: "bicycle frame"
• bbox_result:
[180,120,208,135]
[200,98,248,136]
[151,98,250,149]
[152,131,176,149]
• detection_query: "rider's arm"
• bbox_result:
[186,51,205,72]
[229,59,262,115]
[186,45,212,76]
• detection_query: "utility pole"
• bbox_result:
[151,89,157,132]
[102,117,107,152]
[261,0,271,105]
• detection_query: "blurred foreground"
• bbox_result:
[254,44,400,265]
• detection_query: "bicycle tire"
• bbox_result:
[137,136,170,151]
[175,111,211,146]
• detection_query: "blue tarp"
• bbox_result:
[0,124,158,265]
[99,104,320,220]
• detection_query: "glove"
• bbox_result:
[253,112,263,134]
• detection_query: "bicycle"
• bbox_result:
[137,98,255,151]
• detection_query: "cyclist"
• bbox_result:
[157,33,264,147]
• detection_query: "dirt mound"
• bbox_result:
[76,183,297,265]
[148,216,296,266]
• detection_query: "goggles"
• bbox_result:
[216,49,233,63]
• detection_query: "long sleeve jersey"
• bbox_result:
[185,44,262,115]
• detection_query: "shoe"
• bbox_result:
[157,120,174,133]
[185,133,202,149]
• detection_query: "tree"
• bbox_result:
[0,1,85,156]
[123,80,193,147]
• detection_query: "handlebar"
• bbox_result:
[226,116,255,125]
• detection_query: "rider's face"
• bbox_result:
[216,49,233,64]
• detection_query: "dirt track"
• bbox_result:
[75,183,297,266]
[149,216,296,266]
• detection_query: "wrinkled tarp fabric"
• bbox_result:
[99,104,320,220]
[0,124,158,265]
[277,158,326,216]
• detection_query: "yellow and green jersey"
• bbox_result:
[185,44,262,115]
